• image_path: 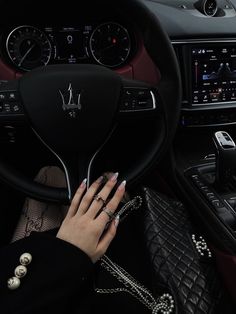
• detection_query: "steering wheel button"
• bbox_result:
[124,89,134,97]
[137,90,146,97]
[121,100,133,111]
[137,89,149,98]
[131,99,137,107]
[137,100,149,108]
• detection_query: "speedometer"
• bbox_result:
[89,22,131,68]
[6,25,52,71]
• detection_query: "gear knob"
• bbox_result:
[213,131,236,186]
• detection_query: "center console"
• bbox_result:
[173,129,236,255]
[171,39,236,252]
[185,130,236,232]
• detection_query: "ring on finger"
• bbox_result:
[102,206,115,220]
[94,194,106,205]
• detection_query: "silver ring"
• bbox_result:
[94,194,106,205]
[102,207,114,220]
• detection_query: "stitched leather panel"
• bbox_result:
[142,187,229,314]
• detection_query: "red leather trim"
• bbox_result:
[15,72,23,79]
[0,42,161,86]
[131,42,161,85]
[0,59,15,80]
[213,247,236,303]
[116,65,133,79]
[116,41,161,85]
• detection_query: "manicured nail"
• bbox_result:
[96,175,104,183]
[80,178,87,189]
[110,172,119,182]
[114,215,120,228]
[118,180,126,191]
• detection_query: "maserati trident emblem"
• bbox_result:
[59,83,82,118]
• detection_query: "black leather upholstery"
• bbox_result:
[141,187,234,313]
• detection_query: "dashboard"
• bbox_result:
[1,0,236,128]
[142,0,236,127]
[2,23,135,72]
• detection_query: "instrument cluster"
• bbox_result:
[4,23,134,72]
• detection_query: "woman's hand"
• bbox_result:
[56,173,126,263]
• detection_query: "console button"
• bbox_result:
[3,103,11,113]
[11,103,23,113]
[197,181,206,188]
[7,91,18,101]
[211,199,224,209]
[200,186,211,193]
[0,93,6,100]
[206,192,215,200]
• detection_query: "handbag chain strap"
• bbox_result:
[96,255,174,314]
[95,196,175,314]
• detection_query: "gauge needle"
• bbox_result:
[101,44,116,52]
[18,43,36,67]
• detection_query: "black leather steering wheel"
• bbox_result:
[0,0,181,203]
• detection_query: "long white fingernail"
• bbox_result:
[118,180,126,191]
[114,215,120,228]
[96,175,104,183]
[110,172,119,182]
[80,178,87,189]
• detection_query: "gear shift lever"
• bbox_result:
[213,131,236,186]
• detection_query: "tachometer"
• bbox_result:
[89,22,131,68]
[6,25,52,71]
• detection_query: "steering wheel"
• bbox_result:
[0,0,181,203]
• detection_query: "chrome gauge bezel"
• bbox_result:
[6,25,52,72]
[202,0,218,17]
[89,22,131,68]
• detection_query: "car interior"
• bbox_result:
[0,0,236,310]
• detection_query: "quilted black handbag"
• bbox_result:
[141,187,235,314]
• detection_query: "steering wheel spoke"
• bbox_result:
[59,152,93,201]
[0,80,26,124]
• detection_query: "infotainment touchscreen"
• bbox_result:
[191,45,236,105]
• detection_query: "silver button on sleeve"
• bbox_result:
[7,253,32,290]
[7,277,21,290]
[19,253,32,266]
[14,265,27,278]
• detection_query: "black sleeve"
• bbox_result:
[0,232,94,314]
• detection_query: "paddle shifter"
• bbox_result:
[213,131,236,186]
